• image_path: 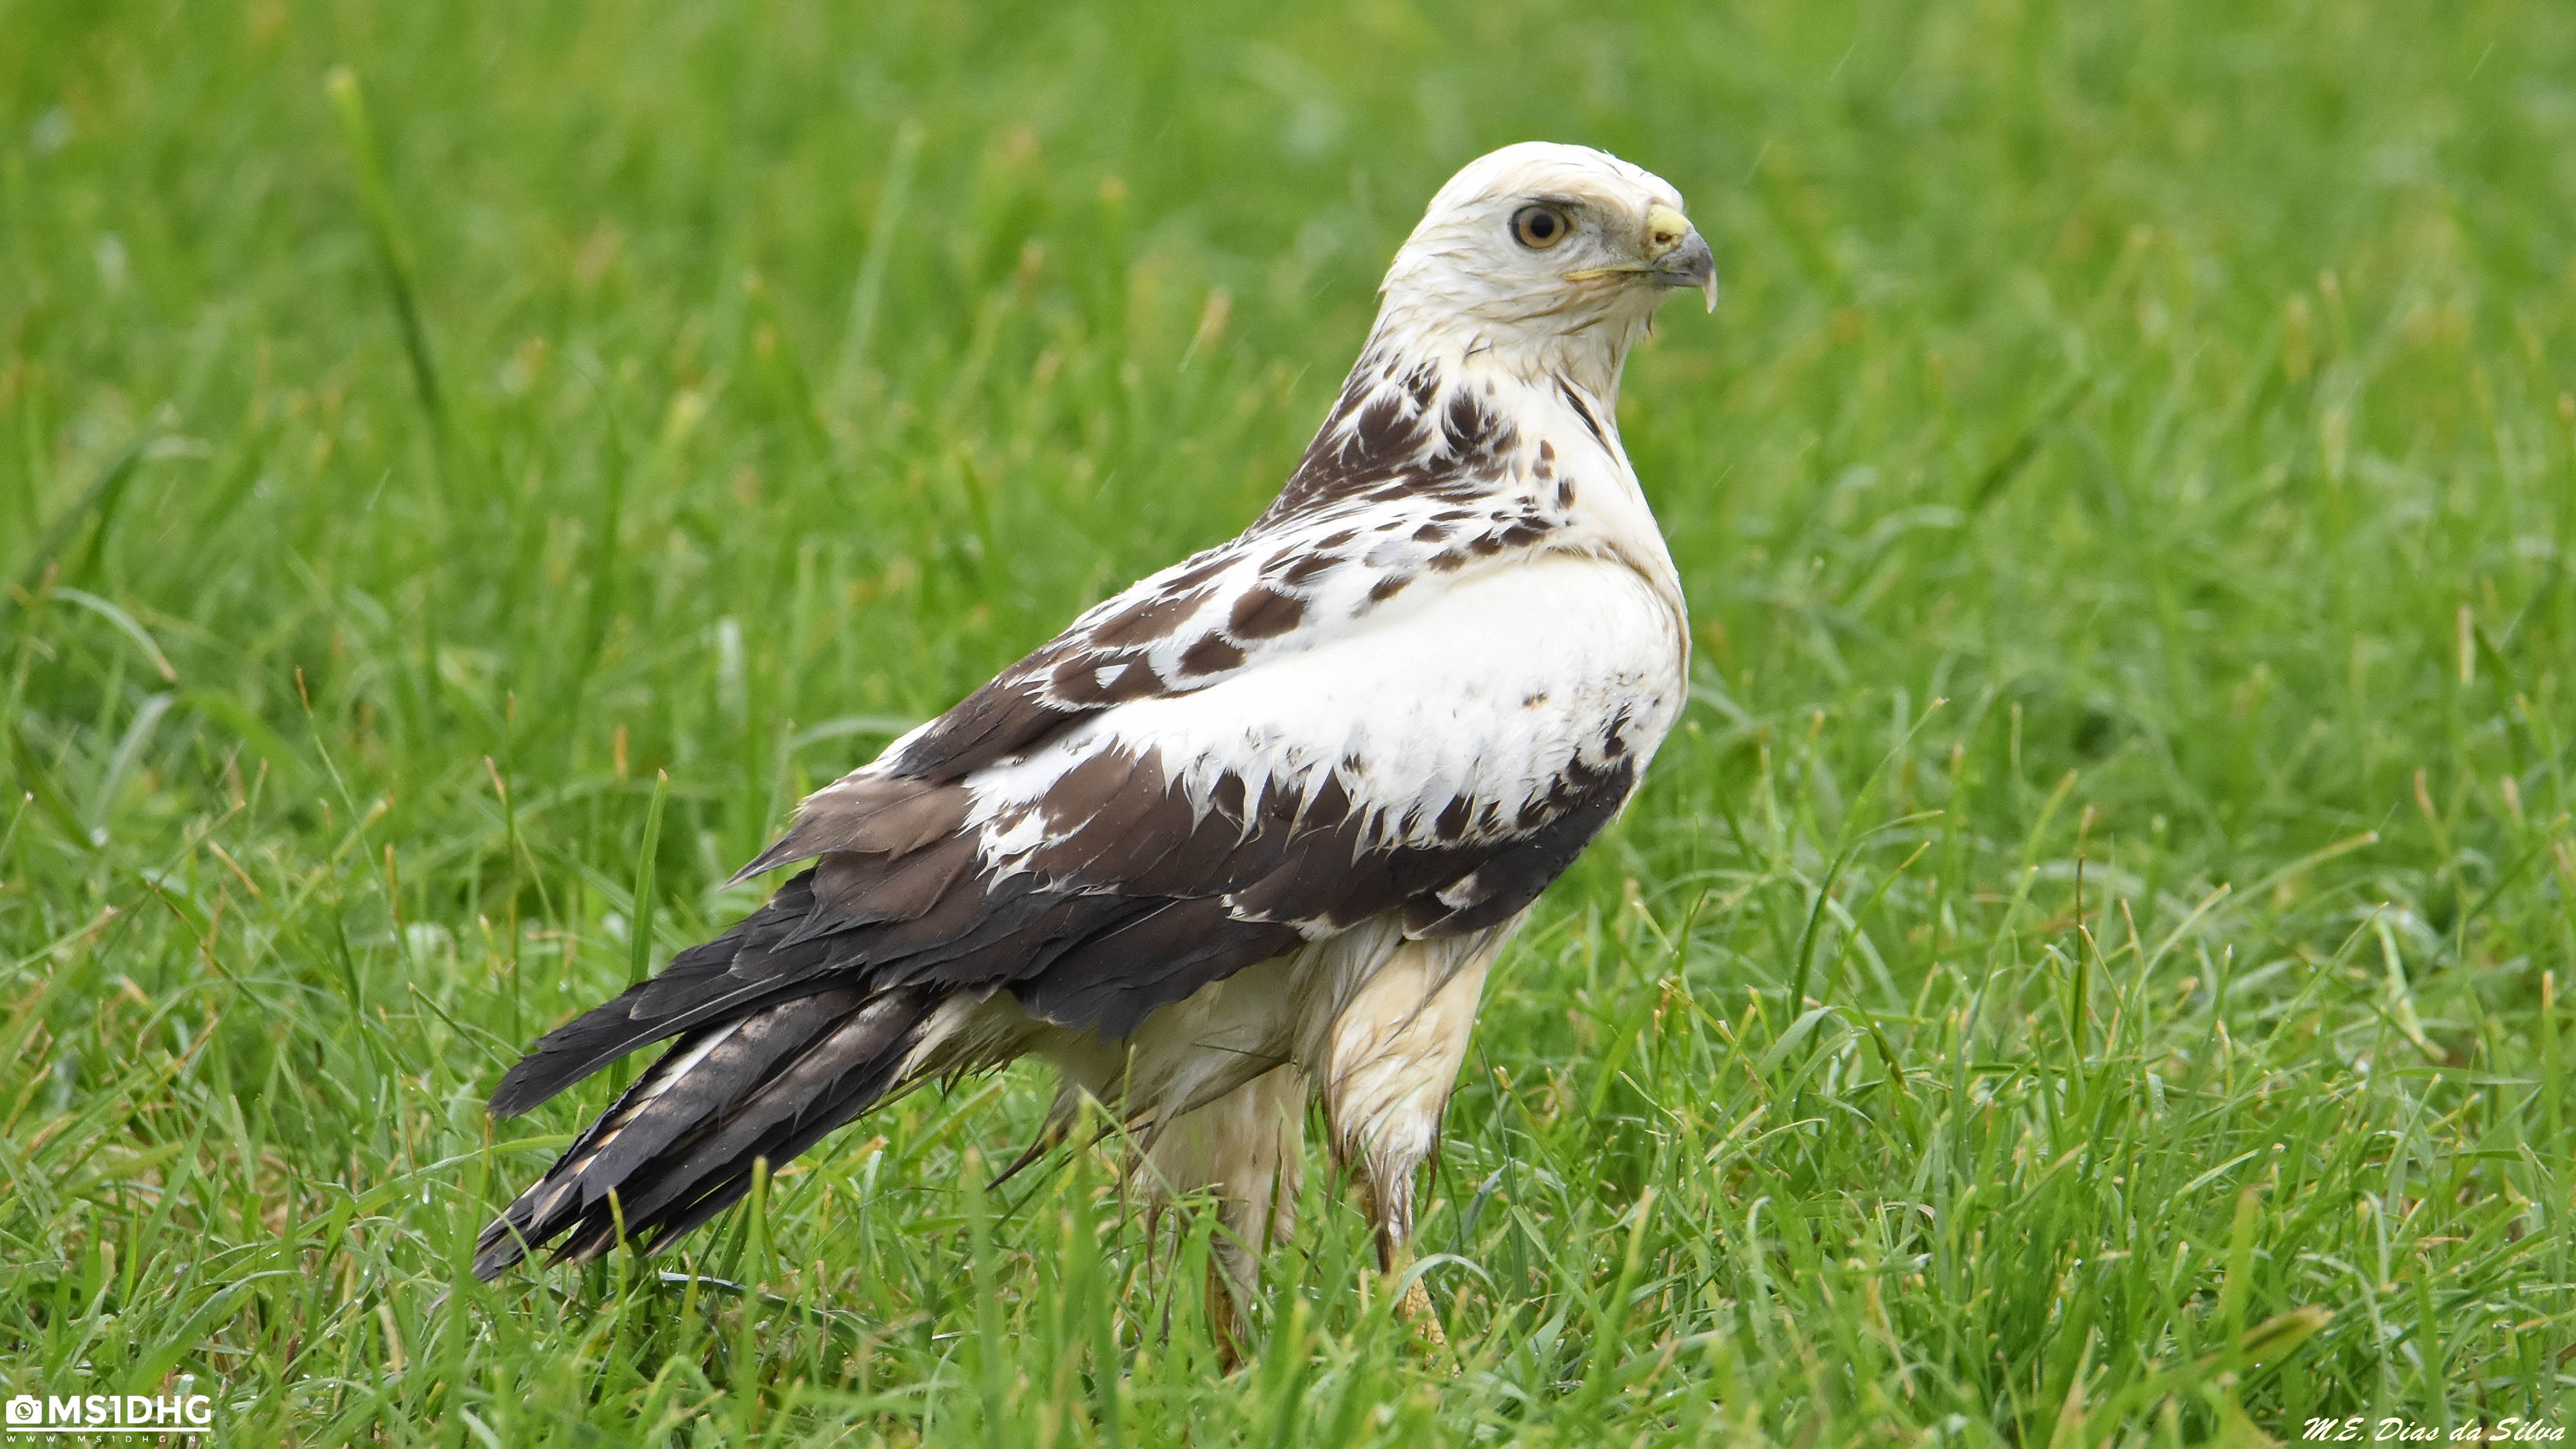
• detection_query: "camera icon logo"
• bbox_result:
[5,1396,41,1425]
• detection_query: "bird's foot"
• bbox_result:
[1394,1273,1448,1349]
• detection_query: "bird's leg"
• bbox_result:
[1132,1066,1306,1370]
[1355,1159,1445,1346]
[1311,929,1515,1351]
[1206,1251,1248,1374]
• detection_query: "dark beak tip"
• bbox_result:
[1655,235,1719,313]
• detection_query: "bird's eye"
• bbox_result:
[1511,204,1569,250]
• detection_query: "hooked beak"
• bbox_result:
[1644,202,1718,313]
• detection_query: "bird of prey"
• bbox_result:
[474,142,1716,1330]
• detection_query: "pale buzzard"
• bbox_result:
[475,142,1716,1331]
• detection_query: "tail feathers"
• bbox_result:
[472,985,943,1279]
[487,870,832,1119]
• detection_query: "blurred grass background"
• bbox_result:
[5,0,2575,1442]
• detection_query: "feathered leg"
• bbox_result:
[1135,1065,1306,1369]
[1311,924,1513,1346]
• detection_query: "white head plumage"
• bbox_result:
[1373,142,1716,396]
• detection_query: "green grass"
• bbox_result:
[6,0,2575,1441]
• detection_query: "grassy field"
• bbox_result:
[7,0,2575,1441]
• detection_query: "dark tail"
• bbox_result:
[472,870,957,1279]
[472,981,948,1279]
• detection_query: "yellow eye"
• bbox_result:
[1511,204,1569,250]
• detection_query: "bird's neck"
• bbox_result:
[1264,316,1655,535]
[1366,289,1653,404]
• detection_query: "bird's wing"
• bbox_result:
[490,491,1680,1116]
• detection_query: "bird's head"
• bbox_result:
[1375,142,1716,396]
